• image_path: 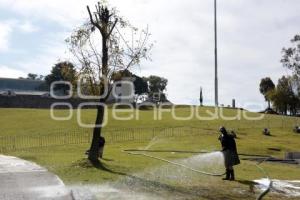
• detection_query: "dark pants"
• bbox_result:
[222,150,240,180]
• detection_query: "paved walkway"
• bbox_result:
[0,155,74,200]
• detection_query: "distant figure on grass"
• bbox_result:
[263,128,271,136]
[293,126,300,134]
[218,127,240,181]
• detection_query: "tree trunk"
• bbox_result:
[268,100,271,109]
[102,35,108,75]
[88,31,109,162]
[88,99,105,161]
[285,104,288,115]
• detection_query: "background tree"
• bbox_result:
[265,34,300,116]
[133,75,148,96]
[45,61,77,95]
[269,76,296,115]
[147,75,168,103]
[19,73,44,80]
[200,87,203,106]
[67,2,152,161]
[27,73,38,80]
[259,77,275,109]
[148,75,168,93]
[111,69,149,103]
[286,75,300,115]
[281,35,300,76]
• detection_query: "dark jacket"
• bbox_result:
[219,133,237,153]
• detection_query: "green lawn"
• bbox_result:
[0,106,299,136]
[0,107,300,200]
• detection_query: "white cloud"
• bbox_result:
[121,0,300,107]
[0,0,95,27]
[19,21,39,33]
[0,20,39,53]
[13,35,71,75]
[0,65,26,78]
[0,21,13,52]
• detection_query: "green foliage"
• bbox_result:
[268,75,299,115]
[45,61,77,95]
[27,73,38,80]
[19,73,44,81]
[110,72,168,103]
[110,69,148,96]
[147,75,168,103]
[148,75,168,93]
[264,34,300,115]
[259,77,275,98]
[281,35,300,76]
[133,75,148,95]
[259,77,275,108]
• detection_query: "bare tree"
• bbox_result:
[66,1,152,161]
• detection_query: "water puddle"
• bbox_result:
[254,179,300,197]
[70,152,224,200]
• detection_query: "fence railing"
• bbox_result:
[0,127,210,153]
[1,117,299,154]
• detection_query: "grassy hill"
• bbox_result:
[0,106,299,200]
[0,106,298,136]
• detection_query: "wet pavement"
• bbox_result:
[0,155,73,200]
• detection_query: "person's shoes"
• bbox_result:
[229,169,235,181]
[222,169,230,180]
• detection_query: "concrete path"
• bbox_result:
[0,155,74,200]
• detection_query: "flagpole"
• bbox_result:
[214,0,219,107]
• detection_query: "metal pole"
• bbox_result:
[214,0,219,107]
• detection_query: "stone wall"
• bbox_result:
[0,95,98,109]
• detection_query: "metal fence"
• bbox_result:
[0,127,208,153]
[1,116,299,154]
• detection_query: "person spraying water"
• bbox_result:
[218,126,240,181]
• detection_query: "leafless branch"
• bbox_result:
[108,18,118,37]
[87,5,103,33]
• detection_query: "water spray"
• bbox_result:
[254,158,273,200]
[124,150,226,176]
[123,149,273,200]
[123,149,271,158]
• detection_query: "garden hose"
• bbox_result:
[123,149,273,200]
[254,157,273,200]
[123,149,226,176]
[123,149,271,158]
